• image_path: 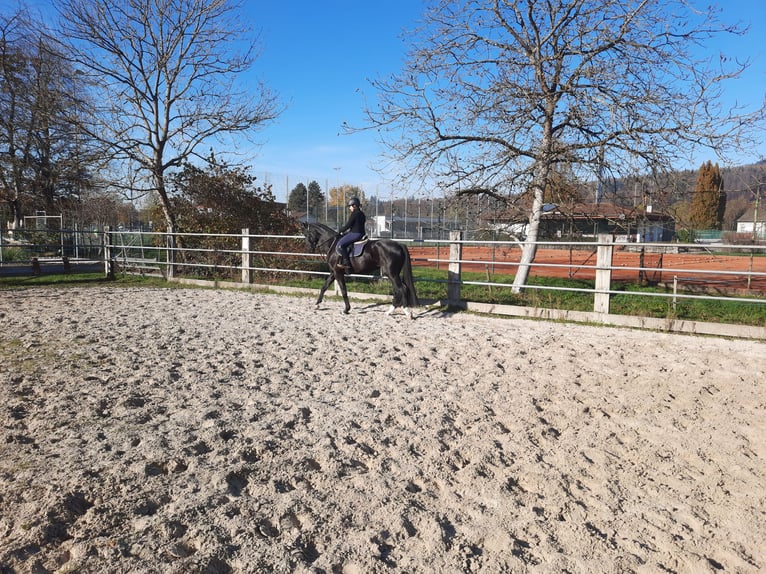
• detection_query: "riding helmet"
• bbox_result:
[347,197,361,207]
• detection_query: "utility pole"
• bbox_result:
[753,187,761,242]
[746,180,764,290]
[333,167,341,228]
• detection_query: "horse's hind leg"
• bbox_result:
[386,285,402,316]
[386,274,413,319]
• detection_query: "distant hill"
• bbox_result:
[720,161,766,199]
[590,160,765,207]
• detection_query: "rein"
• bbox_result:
[313,231,338,256]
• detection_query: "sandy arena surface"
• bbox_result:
[1,286,765,573]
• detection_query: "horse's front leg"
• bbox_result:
[316,273,335,308]
[335,272,351,314]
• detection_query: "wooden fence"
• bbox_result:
[4,227,765,338]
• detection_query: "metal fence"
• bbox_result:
[0,227,104,275]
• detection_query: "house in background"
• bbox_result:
[487,202,675,242]
[539,203,675,242]
[368,214,450,239]
[736,207,766,239]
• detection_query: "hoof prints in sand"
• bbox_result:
[1,287,765,573]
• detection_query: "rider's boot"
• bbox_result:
[336,245,351,270]
[337,255,352,271]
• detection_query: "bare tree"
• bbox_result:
[0,11,31,228]
[58,0,281,231]
[1,8,98,229]
[359,0,766,290]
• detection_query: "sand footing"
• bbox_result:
[1,287,764,573]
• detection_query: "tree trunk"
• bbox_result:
[152,165,176,232]
[512,126,553,293]
[512,185,544,293]
[10,196,23,229]
[153,169,184,252]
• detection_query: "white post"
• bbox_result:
[103,226,114,279]
[594,233,614,314]
[241,228,251,284]
[673,275,678,312]
[448,230,463,306]
[166,227,175,279]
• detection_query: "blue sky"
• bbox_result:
[245,1,766,203]
[27,0,766,202]
[241,1,423,201]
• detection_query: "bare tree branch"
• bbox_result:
[57,0,282,230]
[353,0,766,289]
[1,9,101,227]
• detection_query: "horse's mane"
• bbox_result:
[303,221,339,253]
[309,222,337,236]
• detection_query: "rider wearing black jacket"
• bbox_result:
[336,197,366,270]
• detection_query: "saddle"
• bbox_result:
[350,235,369,257]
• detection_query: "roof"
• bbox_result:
[541,202,672,222]
[737,207,766,223]
[487,202,672,223]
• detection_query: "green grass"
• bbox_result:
[609,282,766,325]
[0,271,175,289]
[2,265,765,327]
[271,267,766,326]
[0,272,109,289]
[0,247,28,261]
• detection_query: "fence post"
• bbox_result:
[103,226,115,279]
[241,228,251,284]
[166,227,175,279]
[448,230,463,306]
[594,233,614,314]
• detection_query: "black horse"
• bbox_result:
[301,222,419,317]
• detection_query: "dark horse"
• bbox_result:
[302,222,419,318]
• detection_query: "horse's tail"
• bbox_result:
[402,245,419,308]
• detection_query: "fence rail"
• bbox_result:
[3,227,765,337]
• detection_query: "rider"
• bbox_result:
[336,197,366,270]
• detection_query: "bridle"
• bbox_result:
[311,230,338,256]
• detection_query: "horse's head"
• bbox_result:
[302,222,337,254]
[301,222,318,252]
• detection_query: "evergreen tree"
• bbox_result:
[690,161,725,230]
[307,180,324,215]
[0,10,98,227]
[287,183,308,213]
[287,180,324,216]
